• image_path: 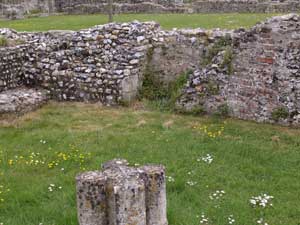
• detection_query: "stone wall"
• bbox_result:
[55,0,186,14]
[228,14,300,124]
[0,0,300,18]
[148,28,231,83]
[192,0,300,13]
[1,14,300,125]
[0,45,26,92]
[0,22,159,105]
[0,0,185,18]
[176,14,300,126]
[0,0,56,19]
[25,23,157,104]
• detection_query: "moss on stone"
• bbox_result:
[0,36,8,47]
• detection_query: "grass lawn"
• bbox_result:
[0,102,299,224]
[0,13,279,31]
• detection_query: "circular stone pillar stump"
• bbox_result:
[76,159,168,225]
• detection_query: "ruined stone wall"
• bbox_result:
[227,14,300,124]
[176,14,300,126]
[0,0,56,19]
[147,31,204,84]
[0,22,158,105]
[0,0,299,18]
[55,0,184,14]
[0,0,184,18]
[148,28,231,83]
[192,0,264,13]
[39,0,300,14]
[1,15,300,125]
[192,0,300,13]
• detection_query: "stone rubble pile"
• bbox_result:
[0,88,48,114]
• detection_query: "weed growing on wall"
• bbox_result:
[0,36,8,47]
[167,71,191,109]
[28,9,42,15]
[213,104,230,118]
[201,34,234,75]
[221,46,234,75]
[0,36,25,47]
[139,51,169,101]
[176,105,206,116]
[271,107,289,121]
[202,34,232,66]
[140,50,191,112]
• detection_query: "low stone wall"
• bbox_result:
[1,14,300,126]
[0,0,56,19]
[0,0,185,18]
[58,1,186,14]
[0,0,300,18]
[0,22,158,105]
[192,0,300,13]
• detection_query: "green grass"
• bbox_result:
[0,102,299,224]
[0,13,279,31]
